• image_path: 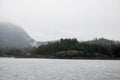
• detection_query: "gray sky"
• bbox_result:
[0,0,120,41]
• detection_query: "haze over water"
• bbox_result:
[0,58,120,80]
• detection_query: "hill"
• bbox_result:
[0,23,36,48]
[32,38,120,59]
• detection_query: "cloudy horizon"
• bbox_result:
[0,0,120,41]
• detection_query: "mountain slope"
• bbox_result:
[0,23,36,48]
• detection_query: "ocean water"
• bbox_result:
[0,58,120,80]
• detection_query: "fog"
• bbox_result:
[0,0,120,41]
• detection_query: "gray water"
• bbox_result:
[0,58,120,80]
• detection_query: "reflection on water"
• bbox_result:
[0,58,120,80]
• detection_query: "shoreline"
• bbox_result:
[0,56,120,60]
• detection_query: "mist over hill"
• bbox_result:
[0,22,120,49]
[86,38,120,46]
[0,23,36,48]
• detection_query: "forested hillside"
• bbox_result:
[31,38,120,59]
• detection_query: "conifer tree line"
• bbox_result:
[0,38,120,59]
[32,38,120,59]
[0,48,30,57]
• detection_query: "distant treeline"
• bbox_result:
[0,38,120,59]
[0,48,30,57]
[31,38,120,59]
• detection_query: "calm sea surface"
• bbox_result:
[0,58,120,80]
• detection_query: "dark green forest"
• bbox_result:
[0,38,120,59]
[0,48,30,57]
[31,38,120,59]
